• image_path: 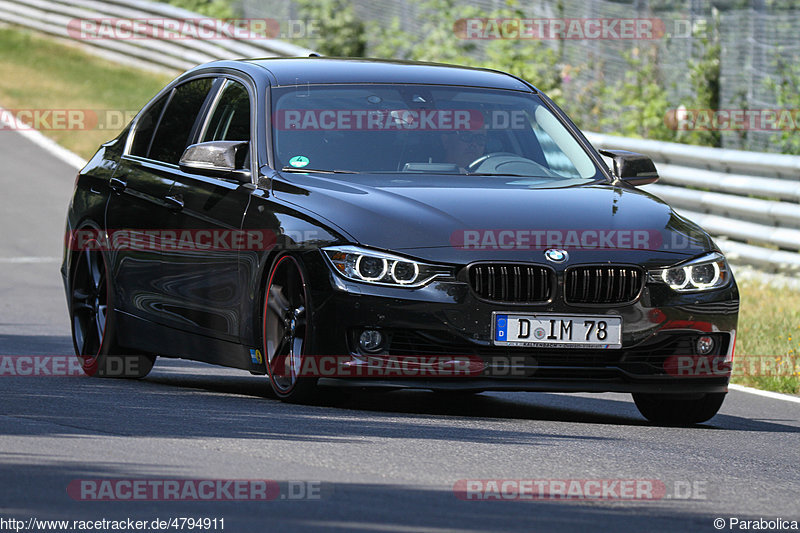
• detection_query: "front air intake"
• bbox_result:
[565,265,643,304]
[468,263,553,303]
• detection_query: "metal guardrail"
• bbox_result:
[0,0,796,274]
[0,0,313,72]
[587,133,800,274]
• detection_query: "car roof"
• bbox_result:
[228,57,535,91]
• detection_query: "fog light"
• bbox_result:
[359,329,384,353]
[697,335,715,355]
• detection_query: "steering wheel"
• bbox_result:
[466,152,518,173]
[466,151,558,177]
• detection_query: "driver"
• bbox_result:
[440,129,487,171]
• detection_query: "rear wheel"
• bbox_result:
[69,239,155,378]
[632,392,726,426]
[262,254,318,403]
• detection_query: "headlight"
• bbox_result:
[322,246,454,287]
[648,252,731,292]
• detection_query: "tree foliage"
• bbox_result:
[162,0,235,19]
[598,46,674,141]
[294,0,367,57]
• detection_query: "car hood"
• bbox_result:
[271,173,715,265]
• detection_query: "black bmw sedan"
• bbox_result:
[62,57,738,425]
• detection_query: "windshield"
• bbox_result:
[270,84,602,183]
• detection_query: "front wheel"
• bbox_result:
[69,240,155,378]
[262,254,318,403]
[632,392,726,426]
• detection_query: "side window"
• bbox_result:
[129,94,167,157]
[149,77,214,165]
[202,80,251,144]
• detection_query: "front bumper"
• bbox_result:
[306,255,739,394]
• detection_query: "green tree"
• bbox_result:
[295,0,367,57]
[369,0,478,64]
[479,2,562,97]
[764,49,800,155]
[599,46,674,141]
[369,0,564,96]
[678,10,722,147]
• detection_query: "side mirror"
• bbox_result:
[179,141,251,183]
[598,149,659,186]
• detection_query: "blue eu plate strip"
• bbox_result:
[495,314,508,342]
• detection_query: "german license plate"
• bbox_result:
[492,313,622,348]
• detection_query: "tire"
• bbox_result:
[632,392,726,426]
[262,254,318,403]
[69,238,155,378]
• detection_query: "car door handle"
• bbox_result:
[109,177,127,192]
[164,194,184,211]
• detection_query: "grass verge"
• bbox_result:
[0,27,172,159]
[733,279,800,394]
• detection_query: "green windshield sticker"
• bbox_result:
[289,155,310,168]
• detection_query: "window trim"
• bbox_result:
[147,76,220,166]
[125,91,169,160]
[124,71,259,185]
[123,73,220,167]
[197,79,231,143]
[194,75,258,184]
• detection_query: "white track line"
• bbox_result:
[729,384,800,404]
[0,105,86,170]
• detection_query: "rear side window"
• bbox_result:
[149,77,214,165]
[129,95,167,157]
[202,80,251,143]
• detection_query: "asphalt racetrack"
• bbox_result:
[1,130,798,532]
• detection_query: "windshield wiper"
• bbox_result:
[280,167,359,174]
